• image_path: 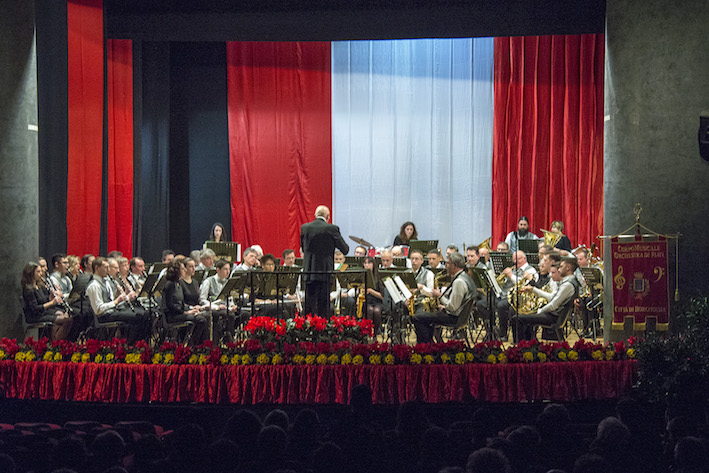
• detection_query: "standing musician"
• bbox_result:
[86,257,150,344]
[163,259,208,345]
[200,259,237,343]
[511,257,579,342]
[411,252,476,344]
[505,216,539,253]
[128,257,147,292]
[393,221,417,247]
[21,262,73,340]
[550,220,573,254]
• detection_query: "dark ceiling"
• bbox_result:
[105,0,606,41]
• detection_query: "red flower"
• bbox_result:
[316,342,332,354]
[244,339,262,353]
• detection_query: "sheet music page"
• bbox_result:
[383,278,405,304]
[393,275,413,299]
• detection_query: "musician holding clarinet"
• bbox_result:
[21,262,73,340]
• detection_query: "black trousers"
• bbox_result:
[100,307,150,344]
[412,306,457,344]
[304,280,330,318]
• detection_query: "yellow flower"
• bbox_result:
[424,355,434,365]
[305,354,316,365]
[410,353,422,364]
[605,350,615,361]
[43,351,53,362]
[241,354,252,365]
[81,353,91,363]
[25,352,35,362]
[257,354,270,365]
[292,354,304,365]
[125,353,139,364]
[152,353,162,364]
[455,353,466,365]
[626,348,635,359]
[230,354,241,365]
[523,351,534,363]
[497,353,507,364]
[440,353,451,363]
[369,355,381,365]
[487,354,497,364]
[71,352,81,363]
[316,354,328,365]
[568,350,578,361]
[341,353,352,365]
[94,354,103,363]
[352,355,364,365]
[557,351,567,361]
[384,354,395,365]
[537,352,547,363]
[198,354,208,365]
[53,352,62,362]
[164,353,175,365]
[0,349,6,360]
[327,354,339,365]
[14,352,25,362]
[188,354,198,364]
[220,355,229,365]
[106,353,115,363]
[272,354,283,365]
[591,350,603,361]
[466,352,474,362]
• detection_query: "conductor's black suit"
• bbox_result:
[300,216,349,317]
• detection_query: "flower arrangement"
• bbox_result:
[244,315,374,345]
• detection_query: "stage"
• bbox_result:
[0,360,636,405]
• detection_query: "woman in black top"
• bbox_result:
[393,221,417,247]
[163,259,208,345]
[362,256,385,336]
[21,262,73,340]
[179,258,203,307]
[208,222,229,243]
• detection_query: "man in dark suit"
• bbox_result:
[300,205,349,317]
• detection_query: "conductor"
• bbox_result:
[301,205,349,317]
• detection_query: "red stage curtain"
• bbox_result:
[492,35,604,248]
[106,39,134,258]
[66,0,104,256]
[226,42,332,255]
[0,360,636,404]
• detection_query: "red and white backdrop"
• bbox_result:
[63,0,604,259]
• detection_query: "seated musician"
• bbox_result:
[426,249,444,270]
[496,241,510,253]
[197,248,216,271]
[21,262,73,340]
[574,247,598,338]
[362,257,385,336]
[163,259,208,345]
[128,257,147,292]
[478,247,493,271]
[253,254,282,317]
[282,249,297,267]
[525,252,561,290]
[550,220,573,255]
[411,252,476,344]
[393,221,417,247]
[504,216,539,253]
[161,249,176,265]
[445,244,459,257]
[49,253,72,301]
[410,249,434,296]
[466,246,487,271]
[86,257,150,344]
[231,247,258,274]
[391,246,405,258]
[353,246,368,257]
[200,259,237,343]
[511,257,579,342]
[380,249,394,269]
[180,257,207,313]
[81,254,95,274]
[476,250,537,342]
[331,251,355,315]
[67,255,81,282]
[38,257,48,277]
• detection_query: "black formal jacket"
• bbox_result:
[300,217,349,282]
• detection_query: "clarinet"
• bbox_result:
[44,276,74,315]
[109,275,135,311]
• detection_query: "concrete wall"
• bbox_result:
[604,0,709,338]
[0,1,38,338]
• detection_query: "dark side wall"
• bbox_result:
[604,0,709,337]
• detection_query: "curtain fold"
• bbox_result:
[66,0,104,257]
[226,42,332,255]
[492,35,604,248]
[106,39,134,258]
[331,38,494,249]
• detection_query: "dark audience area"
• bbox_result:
[0,389,706,473]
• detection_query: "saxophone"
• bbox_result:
[355,286,365,319]
[421,272,446,312]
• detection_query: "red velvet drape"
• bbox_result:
[66,0,104,257]
[226,42,332,256]
[106,39,134,258]
[492,35,604,249]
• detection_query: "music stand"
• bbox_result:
[489,252,513,275]
[409,240,438,255]
[580,267,604,339]
[392,257,408,268]
[205,241,241,262]
[379,269,416,343]
[518,239,540,255]
[344,256,365,267]
[149,262,167,274]
[471,267,501,341]
[294,258,303,267]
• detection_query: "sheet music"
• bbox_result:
[394,275,413,300]
[383,278,405,304]
[487,268,502,298]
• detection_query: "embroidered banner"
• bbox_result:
[610,238,669,330]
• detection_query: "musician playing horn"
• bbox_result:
[411,252,476,344]
[550,220,573,254]
[511,257,579,342]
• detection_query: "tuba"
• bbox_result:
[507,279,550,314]
[476,236,492,251]
[541,229,562,247]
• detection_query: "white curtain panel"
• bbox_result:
[331,37,494,253]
